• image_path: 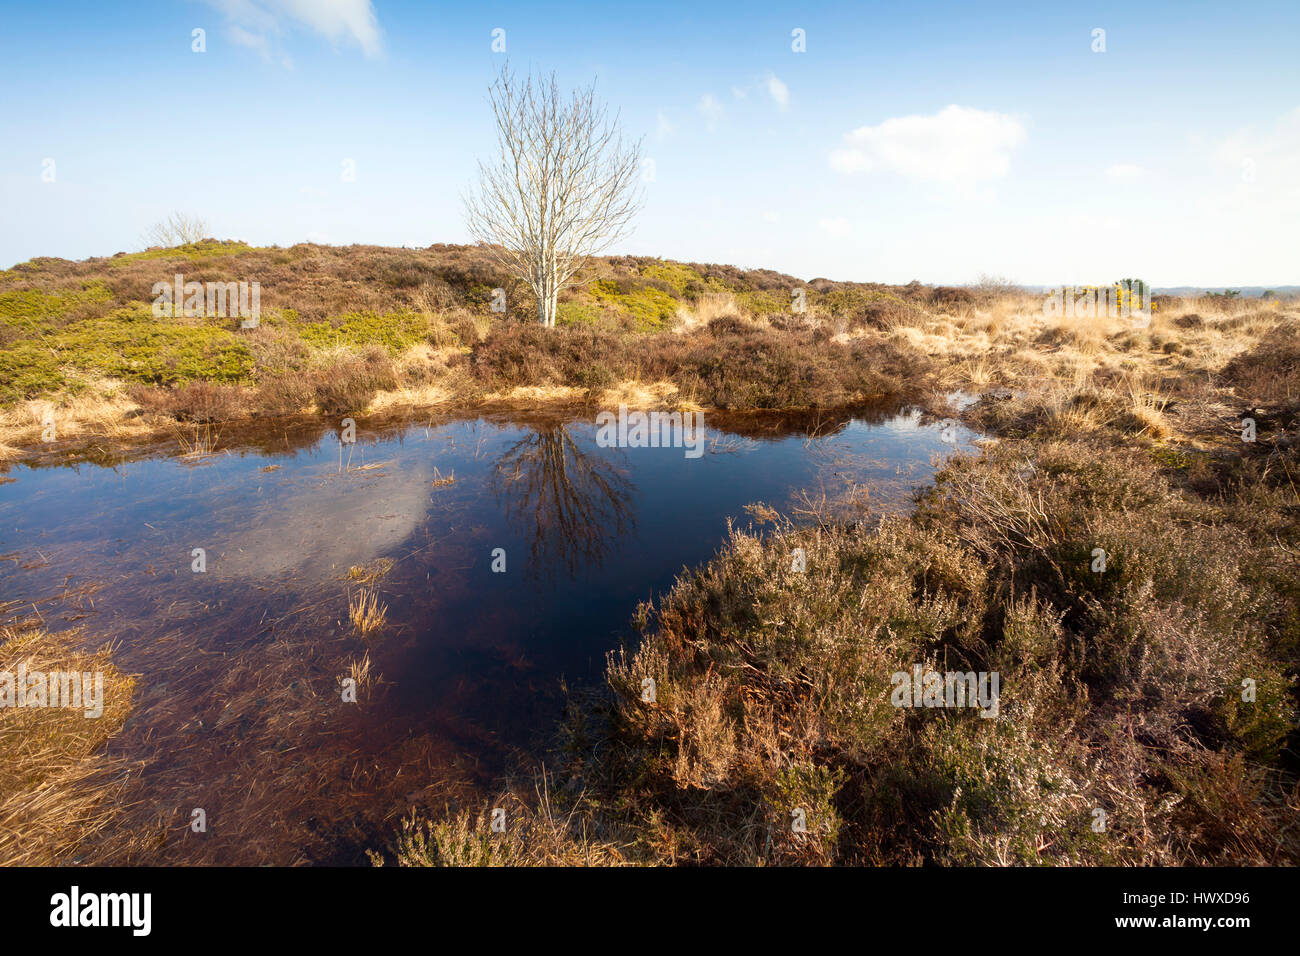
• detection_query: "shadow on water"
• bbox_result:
[0,401,980,864]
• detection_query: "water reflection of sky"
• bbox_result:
[0,407,980,863]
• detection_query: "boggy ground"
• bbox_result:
[382,285,1300,865]
[3,240,1298,865]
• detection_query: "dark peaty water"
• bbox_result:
[0,405,978,863]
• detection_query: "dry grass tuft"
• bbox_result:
[597,379,684,409]
[348,588,388,636]
[346,558,395,585]
[482,384,587,405]
[345,653,374,701]
[0,380,152,459]
[175,423,223,458]
[381,775,640,866]
[0,621,135,865]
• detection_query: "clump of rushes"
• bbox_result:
[345,653,373,701]
[347,557,395,585]
[348,588,388,636]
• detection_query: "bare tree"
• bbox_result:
[145,212,208,249]
[465,67,643,327]
[973,273,1021,297]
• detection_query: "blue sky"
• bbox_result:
[2,0,1298,285]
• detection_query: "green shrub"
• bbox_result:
[589,280,679,331]
[300,310,429,355]
[0,302,254,402]
[0,282,114,339]
[0,342,70,403]
[556,301,599,326]
[54,307,255,386]
[107,240,254,266]
[641,262,703,296]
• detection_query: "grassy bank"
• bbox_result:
[1,241,938,461]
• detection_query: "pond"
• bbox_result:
[0,403,980,864]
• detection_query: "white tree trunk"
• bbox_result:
[535,258,559,326]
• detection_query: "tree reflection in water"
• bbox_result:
[489,424,635,580]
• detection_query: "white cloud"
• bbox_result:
[206,0,383,59]
[830,105,1026,191]
[1105,163,1144,181]
[228,24,272,60]
[818,217,850,238]
[698,94,724,131]
[764,72,790,110]
[729,73,790,110]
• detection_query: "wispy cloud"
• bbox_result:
[731,72,790,110]
[764,72,790,110]
[830,105,1026,194]
[698,94,724,131]
[1211,105,1300,199]
[205,0,383,61]
[228,24,272,59]
[655,110,675,142]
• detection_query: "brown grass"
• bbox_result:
[0,620,136,865]
[348,588,388,637]
[380,775,641,866]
